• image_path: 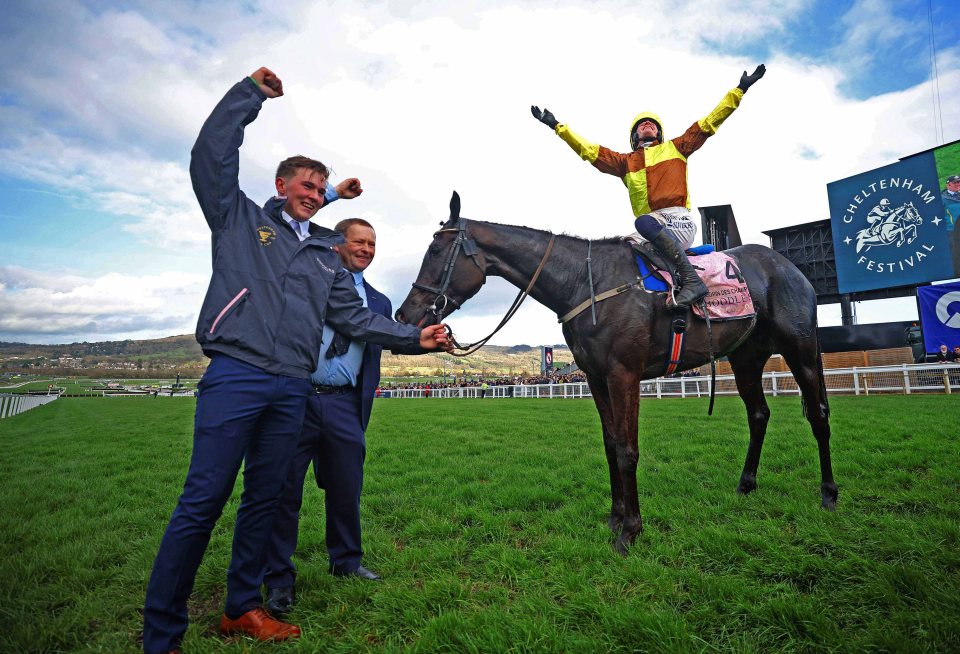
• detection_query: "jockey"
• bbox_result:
[866,198,894,235]
[531,65,766,308]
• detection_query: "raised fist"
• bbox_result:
[250,67,284,98]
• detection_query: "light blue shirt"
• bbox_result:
[283,186,340,240]
[311,270,367,387]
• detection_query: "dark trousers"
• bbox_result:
[264,390,366,589]
[142,355,310,654]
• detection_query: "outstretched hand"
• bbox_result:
[738,64,766,92]
[531,105,559,130]
[335,177,363,199]
[250,67,284,98]
[420,323,454,352]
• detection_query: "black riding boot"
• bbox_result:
[650,231,708,307]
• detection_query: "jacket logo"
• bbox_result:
[256,225,277,246]
[316,257,336,274]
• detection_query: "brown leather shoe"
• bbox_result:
[219,607,301,641]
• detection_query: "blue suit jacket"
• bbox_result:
[356,280,423,430]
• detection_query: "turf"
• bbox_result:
[1,395,958,653]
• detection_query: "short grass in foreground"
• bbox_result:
[1,395,958,653]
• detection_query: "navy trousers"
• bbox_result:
[142,355,310,654]
[264,389,366,589]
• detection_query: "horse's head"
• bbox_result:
[395,191,487,326]
[902,202,923,224]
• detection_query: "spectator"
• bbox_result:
[935,344,951,362]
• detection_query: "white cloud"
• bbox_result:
[0,266,207,343]
[1,0,957,346]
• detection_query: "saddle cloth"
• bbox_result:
[627,235,755,321]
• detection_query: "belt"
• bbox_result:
[312,383,355,395]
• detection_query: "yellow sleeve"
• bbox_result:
[697,87,744,135]
[556,124,600,162]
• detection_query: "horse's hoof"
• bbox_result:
[821,485,839,511]
[737,476,757,495]
[607,516,623,535]
[613,537,630,557]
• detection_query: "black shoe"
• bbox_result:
[330,564,382,581]
[265,586,295,615]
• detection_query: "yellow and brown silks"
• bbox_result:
[555,87,744,217]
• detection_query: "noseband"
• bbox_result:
[411,218,483,323]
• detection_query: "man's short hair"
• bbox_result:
[334,217,374,236]
[275,155,329,180]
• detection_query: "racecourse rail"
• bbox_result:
[0,393,59,419]
[2,363,957,413]
[380,362,960,399]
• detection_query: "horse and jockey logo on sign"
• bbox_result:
[853,199,923,253]
[828,151,956,294]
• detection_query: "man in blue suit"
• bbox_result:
[264,218,413,612]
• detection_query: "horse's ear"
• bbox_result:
[450,191,461,221]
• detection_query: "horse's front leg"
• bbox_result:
[587,376,624,534]
[602,423,626,533]
[606,368,643,555]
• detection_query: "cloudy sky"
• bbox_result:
[1,0,958,346]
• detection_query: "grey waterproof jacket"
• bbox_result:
[191,78,420,378]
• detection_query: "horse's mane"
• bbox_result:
[468,218,625,246]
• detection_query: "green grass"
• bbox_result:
[1,396,958,653]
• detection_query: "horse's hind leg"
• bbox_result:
[586,375,625,534]
[728,343,774,496]
[780,336,838,510]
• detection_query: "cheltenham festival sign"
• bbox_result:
[827,141,960,294]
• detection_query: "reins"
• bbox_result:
[417,219,556,357]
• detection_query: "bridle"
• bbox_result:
[410,218,483,325]
[408,218,556,356]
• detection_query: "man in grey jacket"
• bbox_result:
[142,66,450,654]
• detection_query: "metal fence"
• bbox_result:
[380,363,960,399]
[0,394,59,419]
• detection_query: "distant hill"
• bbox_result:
[0,335,570,379]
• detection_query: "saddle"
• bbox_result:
[627,237,756,322]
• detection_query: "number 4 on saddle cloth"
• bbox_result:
[629,237,756,322]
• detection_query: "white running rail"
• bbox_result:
[0,394,59,418]
[378,363,960,399]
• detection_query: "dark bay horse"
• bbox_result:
[396,192,837,554]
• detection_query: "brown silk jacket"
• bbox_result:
[555,87,744,217]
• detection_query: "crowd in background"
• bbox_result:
[382,370,587,391]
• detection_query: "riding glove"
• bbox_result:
[531,106,559,130]
[738,64,766,92]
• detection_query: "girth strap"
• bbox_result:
[558,279,644,324]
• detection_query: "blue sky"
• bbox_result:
[1,0,958,345]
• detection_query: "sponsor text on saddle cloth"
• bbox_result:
[627,234,755,321]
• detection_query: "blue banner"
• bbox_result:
[827,153,954,293]
[918,282,960,352]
